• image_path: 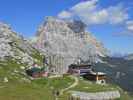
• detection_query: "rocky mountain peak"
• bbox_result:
[35,17,108,74]
[67,20,86,33]
[36,16,107,56]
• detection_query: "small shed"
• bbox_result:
[26,67,48,78]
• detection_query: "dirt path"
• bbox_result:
[61,75,79,94]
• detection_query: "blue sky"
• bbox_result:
[0,0,133,54]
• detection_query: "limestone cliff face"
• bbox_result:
[37,17,107,55]
[0,22,41,66]
[36,17,107,74]
[84,32,107,57]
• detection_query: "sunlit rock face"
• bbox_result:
[0,22,14,59]
[0,22,38,66]
[36,17,107,74]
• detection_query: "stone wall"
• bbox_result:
[71,91,120,100]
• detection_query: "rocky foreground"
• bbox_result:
[0,22,42,66]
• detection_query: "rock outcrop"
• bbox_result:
[0,22,41,66]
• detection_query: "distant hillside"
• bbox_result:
[94,57,133,92]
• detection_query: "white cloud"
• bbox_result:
[126,21,133,31]
[71,0,98,14]
[114,20,133,36]
[70,0,109,25]
[107,5,128,24]
[58,0,128,25]
[58,0,132,36]
[76,9,109,25]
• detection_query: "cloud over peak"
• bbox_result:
[58,0,128,25]
[58,0,132,36]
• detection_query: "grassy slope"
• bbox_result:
[70,78,118,92]
[0,82,53,100]
[0,75,132,100]
[0,59,26,82]
[0,76,74,100]
[0,50,48,99]
[0,55,132,100]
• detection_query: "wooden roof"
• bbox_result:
[69,64,92,69]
